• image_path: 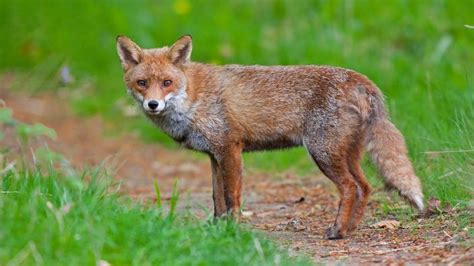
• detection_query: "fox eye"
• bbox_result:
[163,80,172,87]
[137,80,147,87]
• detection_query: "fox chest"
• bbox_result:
[150,112,211,153]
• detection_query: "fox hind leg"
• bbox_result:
[304,111,364,239]
[305,138,357,239]
[346,138,372,233]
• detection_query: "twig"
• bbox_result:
[442,230,452,239]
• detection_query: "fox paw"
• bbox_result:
[325,226,345,240]
[213,211,228,220]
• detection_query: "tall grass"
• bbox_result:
[0,168,310,265]
[0,0,472,205]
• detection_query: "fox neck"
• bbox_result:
[182,62,222,102]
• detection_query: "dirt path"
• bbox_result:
[1,89,472,265]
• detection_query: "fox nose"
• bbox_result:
[148,100,159,110]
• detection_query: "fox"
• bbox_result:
[116,35,424,239]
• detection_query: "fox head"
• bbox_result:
[116,35,192,114]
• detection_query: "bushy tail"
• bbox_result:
[365,96,424,211]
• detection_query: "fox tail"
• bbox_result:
[365,94,424,211]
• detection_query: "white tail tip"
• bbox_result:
[413,195,424,211]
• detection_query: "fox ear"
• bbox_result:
[116,35,143,70]
[169,35,192,65]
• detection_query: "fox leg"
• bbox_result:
[215,143,243,219]
[304,114,360,239]
[312,153,357,239]
[210,155,227,218]
[346,139,372,232]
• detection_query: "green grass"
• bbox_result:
[0,164,310,265]
[0,1,472,208]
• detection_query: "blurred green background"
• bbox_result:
[1,0,473,205]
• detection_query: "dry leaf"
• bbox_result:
[370,220,401,230]
[276,218,306,231]
[242,211,254,217]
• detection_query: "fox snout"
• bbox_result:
[143,98,166,113]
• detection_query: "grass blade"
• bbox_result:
[153,180,162,210]
[168,179,179,218]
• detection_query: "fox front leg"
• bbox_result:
[213,144,243,220]
[210,155,227,217]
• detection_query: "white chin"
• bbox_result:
[146,110,161,115]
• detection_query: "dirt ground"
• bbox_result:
[1,88,472,265]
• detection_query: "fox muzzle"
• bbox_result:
[143,99,165,113]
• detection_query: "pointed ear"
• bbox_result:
[169,35,192,65]
[116,35,143,70]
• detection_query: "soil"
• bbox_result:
[1,87,472,265]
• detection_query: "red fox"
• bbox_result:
[116,35,424,239]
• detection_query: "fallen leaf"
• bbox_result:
[276,218,306,231]
[242,211,254,217]
[370,220,401,230]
